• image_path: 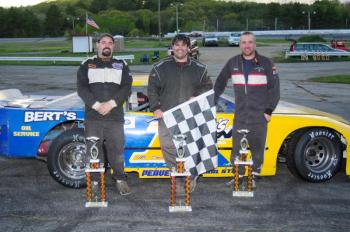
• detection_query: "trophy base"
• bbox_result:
[85,201,108,207]
[232,191,254,197]
[169,205,192,212]
[170,171,191,177]
[85,168,105,173]
[234,160,253,166]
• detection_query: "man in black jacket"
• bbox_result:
[214,31,280,187]
[148,34,213,192]
[77,33,133,195]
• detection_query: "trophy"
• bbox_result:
[169,134,192,212]
[232,129,254,197]
[85,136,108,207]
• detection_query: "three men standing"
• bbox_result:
[77,33,133,195]
[77,31,279,195]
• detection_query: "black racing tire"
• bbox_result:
[47,128,87,188]
[286,128,343,183]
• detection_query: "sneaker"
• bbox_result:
[116,180,131,196]
[225,177,243,188]
[190,176,198,193]
[226,177,255,190]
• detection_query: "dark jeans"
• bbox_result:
[231,122,267,175]
[158,119,177,170]
[85,119,126,181]
[158,119,196,180]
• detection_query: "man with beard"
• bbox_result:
[214,31,280,188]
[77,33,133,195]
[147,34,213,193]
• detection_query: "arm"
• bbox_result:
[214,60,232,103]
[77,63,100,109]
[110,62,133,107]
[194,68,213,96]
[147,67,162,112]
[264,59,280,116]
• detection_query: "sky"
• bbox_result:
[0,0,349,8]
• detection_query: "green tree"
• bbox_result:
[44,4,64,36]
[89,0,109,14]
[109,0,137,11]
[22,9,41,37]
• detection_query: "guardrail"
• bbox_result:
[0,55,135,63]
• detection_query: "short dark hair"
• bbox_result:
[172,34,190,47]
[241,31,255,37]
[240,31,256,41]
[97,33,115,43]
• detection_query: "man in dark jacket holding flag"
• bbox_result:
[147,34,213,192]
[214,31,280,188]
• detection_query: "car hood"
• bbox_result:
[275,101,350,125]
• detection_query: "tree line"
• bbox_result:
[0,0,349,37]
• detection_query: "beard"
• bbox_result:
[101,48,111,57]
[242,49,255,57]
[173,50,188,60]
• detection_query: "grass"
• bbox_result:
[0,41,71,53]
[309,75,350,84]
[0,50,167,66]
[124,38,171,49]
[0,37,169,65]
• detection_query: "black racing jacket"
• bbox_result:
[147,56,213,112]
[214,51,280,124]
[77,56,133,122]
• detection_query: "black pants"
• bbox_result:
[85,119,126,181]
[231,122,267,175]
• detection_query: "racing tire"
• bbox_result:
[286,128,343,183]
[47,128,87,188]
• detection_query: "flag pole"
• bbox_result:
[86,12,89,57]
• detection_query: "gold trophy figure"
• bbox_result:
[169,134,192,212]
[85,136,108,207]
[232,129,254,197]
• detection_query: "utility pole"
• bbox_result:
[246,18,249,31]
[158,0,161,42]
[302,10,316,31]
[274,17,278,30]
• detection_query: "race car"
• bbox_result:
[1,78,350,188]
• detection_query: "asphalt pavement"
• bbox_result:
[0,157,349,232]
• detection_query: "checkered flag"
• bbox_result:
[163,90,217,176]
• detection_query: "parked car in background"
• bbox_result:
[202,35,218,46]
[188,31,203,38]
[227,33,241,46]
[331,40,349,51]
[285,42,350,59]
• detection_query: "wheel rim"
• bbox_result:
[57,142,86,180]
[304,137,336,173]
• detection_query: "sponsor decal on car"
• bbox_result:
[24,111,77,123]
[13,125,40,137]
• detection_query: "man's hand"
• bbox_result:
[264,113,271,122]
[154,109,163,119]
[97,102,114,116]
